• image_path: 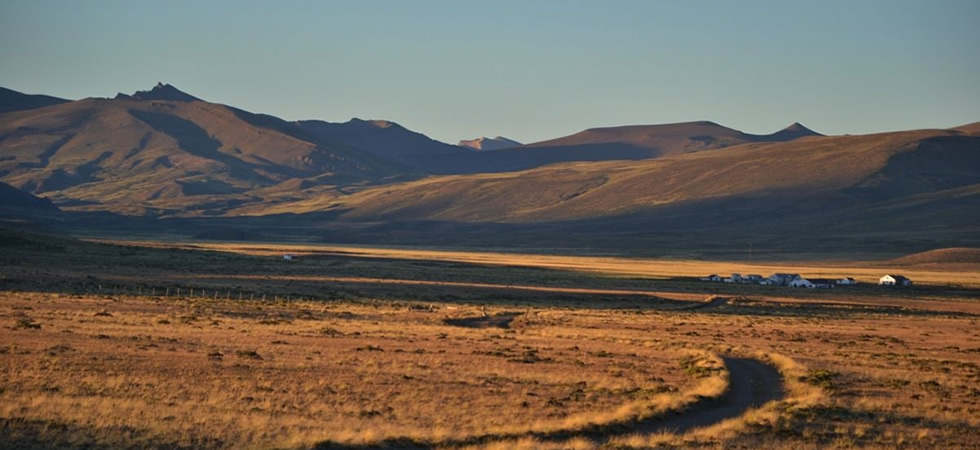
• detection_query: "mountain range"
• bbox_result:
[1,83,977,257]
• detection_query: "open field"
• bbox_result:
[2,231,980,448]
[96,240,980,288]
[0,292,717,448]
[5,231,979,314]
[2,290,978,449]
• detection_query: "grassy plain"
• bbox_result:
[3,291,978,449]
[1,292,718,448]
[124,240,980,287]
[2,232,979,448]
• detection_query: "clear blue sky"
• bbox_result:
[2,0,978,143]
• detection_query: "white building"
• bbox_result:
[789,278,815,288]
[769,273,802,286]
[283,254,295,261]
[879,275,912,286]
[743,274,765,283]
[836,277,857,285]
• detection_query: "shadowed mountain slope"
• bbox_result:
[0,181,58,212]
[410,121,823,174]
[115,82,202,102]
[0,84,416,215]
[0,87,71,115]
[2,84,977,256]
[306,128,979,229]
[0,180,61,229]
[523,120,823,153]
[296,118,471,162]
[245,126,974,256]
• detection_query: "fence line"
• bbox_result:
[0,279,322,304]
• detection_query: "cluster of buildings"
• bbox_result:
[699,273,912,289]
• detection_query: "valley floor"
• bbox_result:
[96,239,980,289]
[1,233,979,448]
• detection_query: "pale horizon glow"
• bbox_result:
[1,0,978,144]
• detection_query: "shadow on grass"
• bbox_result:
[443,312,522,329]
[0,417,222,450]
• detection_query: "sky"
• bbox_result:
[1,0,979,144]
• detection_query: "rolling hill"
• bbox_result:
[320,128,968,223]
[2,83,977,257]
[887,248,980,266]
[953,121,980,136]
[0,87,70,114]
[0,83,419,215]
[0,181,58,212]
[295,118,471,162]
[524,121,822,155]
[409,121,823,174]
[0,181,61,231]
[247,126,979,256]
[6,84,839,215]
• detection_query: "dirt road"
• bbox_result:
[626,357,784,436]
[315,356,786,449]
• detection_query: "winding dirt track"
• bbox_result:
[315,356,786,449]
[626,357,784,436]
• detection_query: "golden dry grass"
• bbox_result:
[3,236,979,448]
[461,305,980,449]
[0,292,721,448]
[3,286,979,449]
